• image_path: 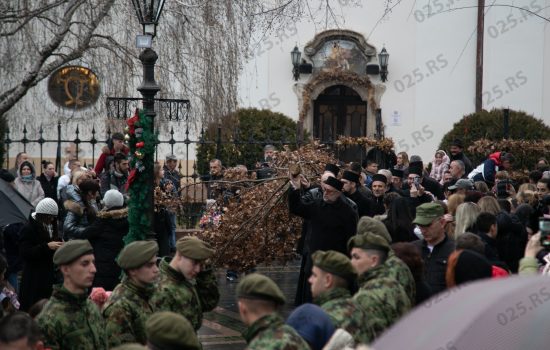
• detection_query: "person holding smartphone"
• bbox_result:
[404,164,433,208]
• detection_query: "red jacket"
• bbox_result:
[94,145,129,174]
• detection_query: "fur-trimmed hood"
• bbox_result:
[64,200,84,216]
[97,207,128,219]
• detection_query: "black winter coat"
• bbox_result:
[346,190,376,218]
[371,195,386,216]
[383,220,418,243]
[37,174,59,202]
[19,216,59,311]
[413,235,456,295]
[496,211,527,273]
[83,207,128,291]
[421,176,445,200]
[288,188,357,255]
[154,208,172,258]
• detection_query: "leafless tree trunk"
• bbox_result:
[0,0,116,117]
[0,0,363,129]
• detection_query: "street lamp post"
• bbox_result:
[131,0,165,239]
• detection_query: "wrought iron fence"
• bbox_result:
[3,102,392,228]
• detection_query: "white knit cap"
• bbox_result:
[35,198,58,216]
[103,189,124,209]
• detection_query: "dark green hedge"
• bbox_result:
[196,108,303,175]
[439,109,550,169]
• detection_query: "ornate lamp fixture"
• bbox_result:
[378,47,389,82]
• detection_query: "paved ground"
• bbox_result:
[199,260,301,350]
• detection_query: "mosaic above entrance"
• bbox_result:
[309,39,370,75]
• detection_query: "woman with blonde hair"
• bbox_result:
[395,151,409,171]
[478,196,500,215]
[516,190,538,208]
[446,193,465,216]
[444,194,464,237]
[474,181,490,193]
[454,202,481,239]
[518,183,536,193]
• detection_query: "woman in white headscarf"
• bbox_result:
[429,150,450,184]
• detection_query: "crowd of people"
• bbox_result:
[280,138,550,348]
[1,136,550,349]
[0,133,185,307]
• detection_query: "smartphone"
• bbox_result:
[413,177,420,187]
[539,218,550,249]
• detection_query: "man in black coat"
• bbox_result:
[449,139,473,175]
[407,161,444,200]
[495,208,528,273]
[370,174,388,215]
[475,212,508,270]
[289,173,358,305]
[412,203,455,295]
[402,164,433,212]
[341,170,375,218]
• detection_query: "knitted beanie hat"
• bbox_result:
[103,189,124,209]
[35,198,58,216]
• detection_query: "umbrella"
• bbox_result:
[0,179,33,227]
[372,275,550,350]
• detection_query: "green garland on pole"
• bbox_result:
[123,108,157,244]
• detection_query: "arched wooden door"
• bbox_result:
[313,85,367,162]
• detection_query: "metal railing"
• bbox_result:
[4,102,391,227]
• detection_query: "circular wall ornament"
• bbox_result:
[47,66,100,110]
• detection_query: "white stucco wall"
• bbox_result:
[238,0,550,161]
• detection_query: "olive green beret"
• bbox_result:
[176,236,215,260]
[146,311,200,350]
[347,234,390,253]
[355,216,392,244]
[111,344,147,350]
[53,240,93,266]
[312,250,356,281]
[236,273,286,305]
[117,241,158,269]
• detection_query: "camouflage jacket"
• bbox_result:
[315,287,377,345]
[150,257,219,331]
[102,278,156,347]
[37,285,107,350]
[242,314,310,350]
[386,251,416,305]
[354,264,411,338]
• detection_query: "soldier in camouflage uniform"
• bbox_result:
[237,273,310,350]
[348,234,411,338]
[37,240,107,349]
[309,250,377,344]
[150,236,219,331]
[103,241,159,347]
[146,311,201,350]
[356,216,416,305]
